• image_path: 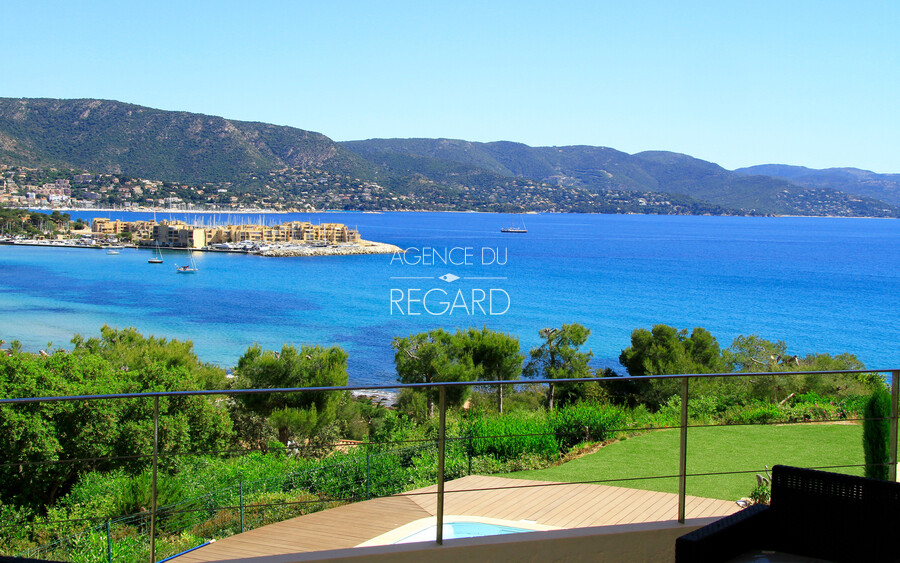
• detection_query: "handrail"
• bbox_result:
[0,368,891,405]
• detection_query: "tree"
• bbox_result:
[392,329,478,418]
[724,334,788,372]
[48,210,70,232]
[460,327,523,413]
[791,353,874,397]
[523,324,593,411]
[115,361,234,471]
[234,344,349,446]
[72,325,228,389]
[0,351,123,507]
[0,347,233,509]
[620,325,726,377]
[725,334,873,400]
[619,325,727,409]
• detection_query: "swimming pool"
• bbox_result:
[395,521,533,544]
[355,515,558,547]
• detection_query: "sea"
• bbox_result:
[1,211,898,385]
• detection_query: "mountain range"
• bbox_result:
[0,97,896,217]
[734,164,900,206]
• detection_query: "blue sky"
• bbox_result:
[3,1,897,172]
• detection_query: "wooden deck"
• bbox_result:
[176,475,738,561]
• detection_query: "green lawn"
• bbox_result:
[508,423,865,501]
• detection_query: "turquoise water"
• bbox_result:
[396,521,533,543]
[1,212,898,384]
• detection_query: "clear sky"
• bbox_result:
[3,1,897,172]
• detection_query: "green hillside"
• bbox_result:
[0,98,374,184]
[345,138,899,217]
[736,164,900,206]
[1,97,896,217]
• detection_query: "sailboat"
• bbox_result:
[175,250,198,273]
[500,214,527,233]
[148,242,163,264]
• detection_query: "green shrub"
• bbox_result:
[550,403,626,450]
[396,388,428,421]
[783,401,844,422]
[863,386,891,480]
[0,502,35,554]
[369,410,428,450]
[723,402,782,425]
[238,490,321,531]
[465,412,558,461]
[504,385,554,412]
[622,404,657,430]
[749,484,771,505]
[470,455,504,474]
[794,391,828,404]
[503,452,554,472]
[838,395,869,417]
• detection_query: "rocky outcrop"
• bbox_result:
[255,240,402,257]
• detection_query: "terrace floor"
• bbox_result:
[175,475,739,561]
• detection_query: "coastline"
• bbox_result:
[0,239,402,257]
[16,206,898,219]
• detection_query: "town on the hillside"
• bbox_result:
[0,164,754,216]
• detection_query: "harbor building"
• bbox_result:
[91,218,360,248]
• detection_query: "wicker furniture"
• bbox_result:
[676,465,900,563]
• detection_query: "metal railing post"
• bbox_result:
[150,396,159,563]
[436,387,447,545]
[106,519,112,563]
[467,431,473,476]
[890,371,899,482]
[678,377,689,523]
[366,447,371,499]
[240,481,245,533]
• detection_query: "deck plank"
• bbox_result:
[617,491,674,524]
[604,489,655,525]
[537,484,600,524]
[576,485,638,524]
[529,483,597,521]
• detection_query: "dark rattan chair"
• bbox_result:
[676,464,900,563]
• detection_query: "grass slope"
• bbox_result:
[508,423,864,501]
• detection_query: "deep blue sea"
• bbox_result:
[1,212,898,385]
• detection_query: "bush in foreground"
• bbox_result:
[863,385,891,480]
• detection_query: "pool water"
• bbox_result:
[396,521,532,544]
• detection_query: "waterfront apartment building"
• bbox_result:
[215,222,360,245]
[91,218,360,248]
[91,218,130,235]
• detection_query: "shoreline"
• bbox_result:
[18,206,897,219]
[0,239,402,257]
